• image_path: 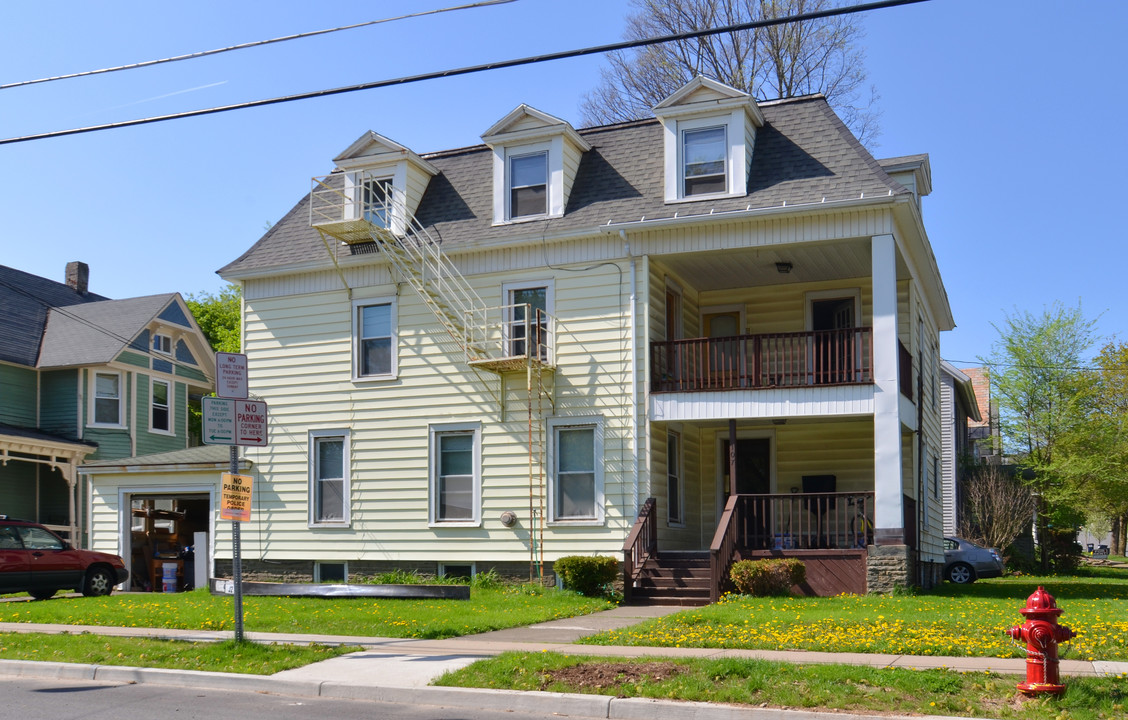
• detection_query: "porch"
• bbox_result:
[624,491,918,604]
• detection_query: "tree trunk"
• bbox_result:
[1117,514,1127,556]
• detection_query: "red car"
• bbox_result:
[0,516,129,599]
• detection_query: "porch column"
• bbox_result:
[871,234,904,544]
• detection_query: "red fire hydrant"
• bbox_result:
[1006,586,1074,695]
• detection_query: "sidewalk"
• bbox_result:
[1,606,1126,720]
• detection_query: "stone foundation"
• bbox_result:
[866,544,913,593]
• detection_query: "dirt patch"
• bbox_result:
[543,661,685,691]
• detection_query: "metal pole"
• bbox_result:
[230,444,244,643]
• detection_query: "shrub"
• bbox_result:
[729,558,806,596]
[553,555,620,597]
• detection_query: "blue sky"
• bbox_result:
[2,0,1125,366]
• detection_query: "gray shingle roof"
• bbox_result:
[37,293,178,368]
[0,264,110,366]
[219,95,909,277]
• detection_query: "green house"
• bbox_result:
[0,261,214,546]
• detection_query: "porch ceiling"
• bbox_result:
[659,238,908,290]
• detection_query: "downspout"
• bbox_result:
[620,230,640,513]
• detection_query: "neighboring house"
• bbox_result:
[961,366,999,461]
[204,76,955,599]
[938,361,982,536]
[0,262,214,557]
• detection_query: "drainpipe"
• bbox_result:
[620,230,640,513]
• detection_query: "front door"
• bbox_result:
[703,310,742,387]
[811,297,856,383]
[721,437,772,549]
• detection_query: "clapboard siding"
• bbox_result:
[0,363,37,426]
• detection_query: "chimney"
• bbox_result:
[66,261,89,295]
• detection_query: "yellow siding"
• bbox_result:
[236,262,635,563]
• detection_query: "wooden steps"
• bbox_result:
[625,551,712,606]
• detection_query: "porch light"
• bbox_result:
[775,261,793,274]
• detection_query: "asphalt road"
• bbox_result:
[0,676,594,720]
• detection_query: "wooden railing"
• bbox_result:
[709,495,741,602]
[621,497,657,603]
[651,328,873,393]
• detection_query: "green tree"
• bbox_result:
[581,0,880,145]
[982,301,1099,569]
[1051,341,1128,555]
[187,283,241,353]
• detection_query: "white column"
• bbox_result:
[871,234,904,540]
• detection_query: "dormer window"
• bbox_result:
[653,76,764,204]
[509,151,548,218]
[683,126,727,196]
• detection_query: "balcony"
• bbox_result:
[651,327,873,393]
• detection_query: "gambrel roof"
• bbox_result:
[220,94,913,278]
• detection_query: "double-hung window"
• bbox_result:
[309,430,350,527]
[93,372,122,426]
[509,151,547,219]
[150,378,171,433]
[667,430,683,526]
[549,417,604,523]
[430,423,481,525]
[353,298,396,379]
[682,125,727,196]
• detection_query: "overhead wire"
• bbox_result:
[0,0,517,90]
[0,0,929,146]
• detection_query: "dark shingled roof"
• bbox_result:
[0,422,96,449]
[38,293,178,368]
[219,95,909,277]
[0,264,110,367]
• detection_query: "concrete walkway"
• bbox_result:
[1,605,1125,720]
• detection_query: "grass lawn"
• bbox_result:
[0,632,356,674]
[580,568,1128,661]
[436,651,1127,720]
[0,584,613,639]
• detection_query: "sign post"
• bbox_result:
[205,353,267,644]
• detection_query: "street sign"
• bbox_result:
[202,396,235,444]
[202,397,268,447]
[215,352,248,399]
[220,473,254,522]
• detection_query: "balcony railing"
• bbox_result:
[725,492,876,551]
[651,327,873,393]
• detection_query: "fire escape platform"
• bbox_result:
[468,356,556,374]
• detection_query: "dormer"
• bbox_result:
[653,76,764,203]
[481,105,591,225]
[322,131,439,237]
[879,154,932,209]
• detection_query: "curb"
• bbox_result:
[0,660,975,720]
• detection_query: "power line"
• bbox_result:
[944,358,1100,373]
[0,0,929,146]
[0,1,516,90]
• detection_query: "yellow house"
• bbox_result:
[215,76,952,600]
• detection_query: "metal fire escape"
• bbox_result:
[309,171,555,579]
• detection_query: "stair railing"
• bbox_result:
[621,498,657,604]
[709,495,740,603]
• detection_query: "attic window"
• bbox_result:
[152,333,172,355]
[361,177,392,228]
[683,126,727,196]
[509,151,547,219]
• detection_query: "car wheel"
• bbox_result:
[946,562,975,584]
[83,567,115,597]
[28,588,57,600]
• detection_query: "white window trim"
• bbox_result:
[547,415,605,526]
[89,369,125,428]
[700,303,746,335]
[308,428,351,528]
[428,421,482,527]
[152,333,173,356]
[345,165,407,234]
[663,110,749,203]
[492,138,565,224]
[438,561,476,579]
[351,296,398,382]
[149,377,174,435]
[667,428,685,528]
[502,279,555,362]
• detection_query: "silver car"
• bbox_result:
[943,537,1004,584]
